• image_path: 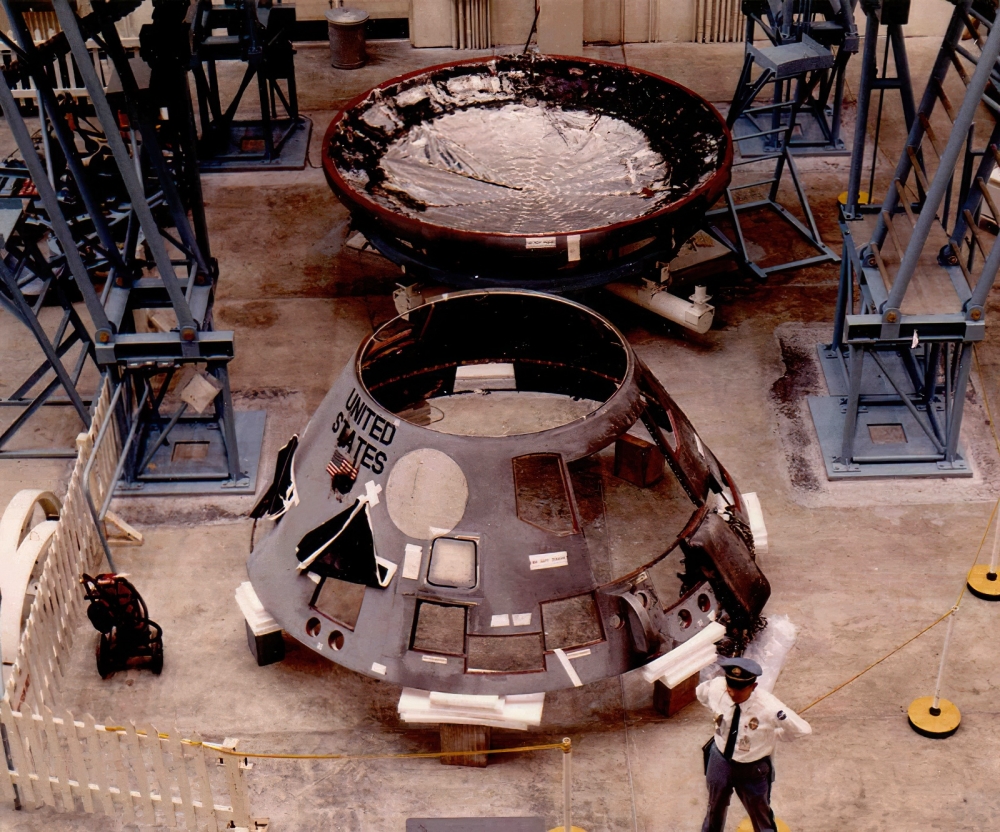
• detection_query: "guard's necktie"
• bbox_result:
[723,703,741,760]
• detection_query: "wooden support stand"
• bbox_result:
[653,673,699,718]
[439,723,491,767]
[245,621,284,667]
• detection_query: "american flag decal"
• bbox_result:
[326,451,359,482]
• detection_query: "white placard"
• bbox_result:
[371,662,387,675]
[402,544,423,580]
[511,613,532,626]
[529,551,568,570]
[526,236,557,249]
[491,614,511,627]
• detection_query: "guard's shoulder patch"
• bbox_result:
[776,710,787,721]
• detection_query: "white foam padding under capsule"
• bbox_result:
[743,491,769,556]
[398,689,545,730]
[235,581,282,636]
[640,620,726,687]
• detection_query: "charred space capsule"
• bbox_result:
[248,290,768,693]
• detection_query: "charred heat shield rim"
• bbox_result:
[358,290,631,418]
[322,55,733,289]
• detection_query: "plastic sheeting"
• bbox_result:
[700,614,798,695]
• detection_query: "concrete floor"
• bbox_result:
[4,36,1000,832]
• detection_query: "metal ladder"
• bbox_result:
[810,0,1000,478]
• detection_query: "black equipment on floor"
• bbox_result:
[82,573,164,678]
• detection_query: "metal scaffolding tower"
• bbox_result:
[0,0,263,493]
[843,0,916,219]
[810,0,1000,478]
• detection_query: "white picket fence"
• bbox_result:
[1,376,254,829]
[2,379,118,711]
[0,704,251,828]
[0,32,139,100]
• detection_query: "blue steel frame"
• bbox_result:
[810,0,1000,478]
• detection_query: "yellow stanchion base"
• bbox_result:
[736,818,790,832]
[967,564,1000,600]
[837,190,871,206]
[546,827,587,832]
[907,696,961,738]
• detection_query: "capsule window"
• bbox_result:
[427,537,478,589]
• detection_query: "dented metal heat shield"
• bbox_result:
[248,291,768,694]
[322,56,732,289]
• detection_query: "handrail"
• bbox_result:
[81,378,148,573]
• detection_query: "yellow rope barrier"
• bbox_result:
[201,739,570,761]
[96,726,570,762]
[798,344,1000,714]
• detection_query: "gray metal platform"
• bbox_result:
[199,117,312,173]
[732,110,848,157]
[115,409,266,496]
[808,345,971,479]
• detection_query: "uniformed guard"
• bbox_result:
[697,657,811,832]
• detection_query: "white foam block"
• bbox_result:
[662,645,720,689]
[235,582,281,636]
[399,688,544,730]
[743,491,769,556]
[640,621,726,683]
[453,362,517,391]
[429,692,503,711]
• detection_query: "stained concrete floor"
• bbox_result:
[4,35,1000,832]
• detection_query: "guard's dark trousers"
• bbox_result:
[701,743,776,832]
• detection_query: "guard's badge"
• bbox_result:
[748,717,759,730]
[776,710,787,721]
[738,736,751,752]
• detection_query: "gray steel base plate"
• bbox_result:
[199,117,312,173]
[733,111,848,157]
[807,345,971,479]
[116,410,266,496]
